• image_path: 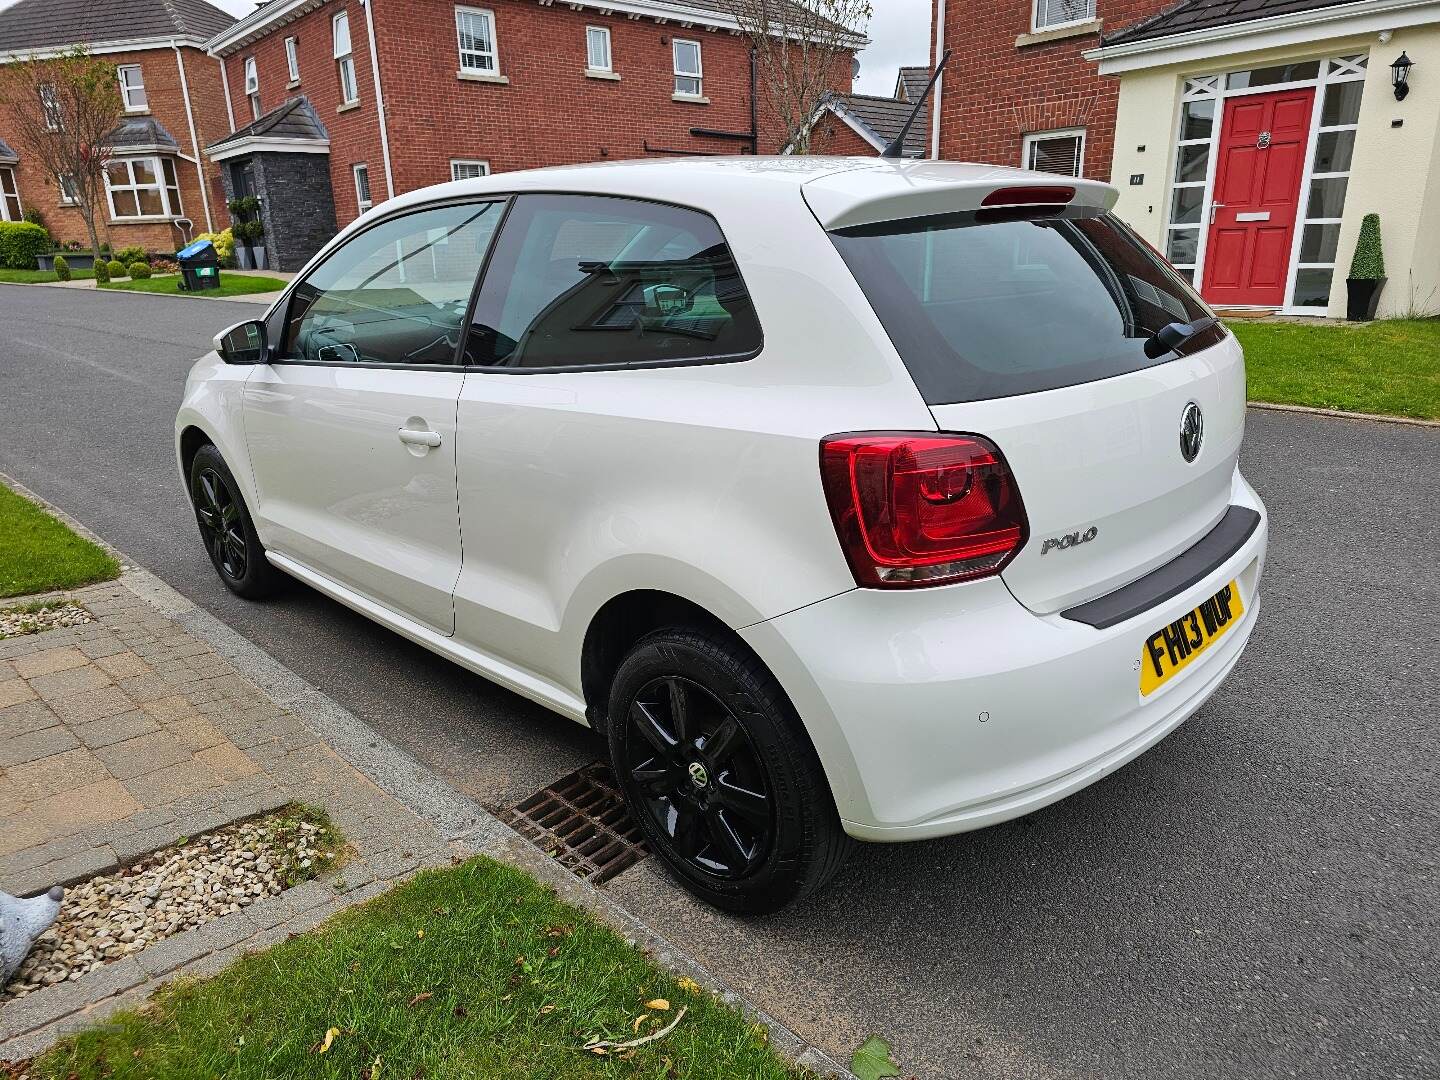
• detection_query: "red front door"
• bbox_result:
[1202,88,1314,307]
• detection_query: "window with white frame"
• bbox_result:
[39,83,61,130]
[1033,0,1095,31]
[285,36,301,83]
[117,65,147,112]
[1023,128,1084,176]
[104,156,182,219]
[58,174,78,205]
[354,163,372,213]
[244,56,260,120]
[456,7,499,75]
[0,167,22,221]
[450,159,490,181]
[673,39,702,96]
[1163,76,1220,282]
[1292,55,1367,309]
[586,26,612,73]
[334,11,359,104]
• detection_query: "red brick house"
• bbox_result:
[204,0,861,269]
[931,0,1163,177]
[0,0,235,251]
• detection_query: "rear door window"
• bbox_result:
[830,209,1223,404]
[463,193,762,369]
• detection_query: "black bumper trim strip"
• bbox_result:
[1060,505,1261,630]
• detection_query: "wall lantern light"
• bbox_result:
[1391,52,1413,100]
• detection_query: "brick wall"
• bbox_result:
[217,0,850,231]
[1,45,230,252]
[809,112,881,157]
[936,0,1167,180]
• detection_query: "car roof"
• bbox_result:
[370,156,1119,232]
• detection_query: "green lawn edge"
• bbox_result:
[31,856,810,1080]
[0,268,96,284]
[98,274,288,297]
[1229,318,1440,421]
[0,484,119,599]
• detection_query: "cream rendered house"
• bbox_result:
[1087,0,1440,319]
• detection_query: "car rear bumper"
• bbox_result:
[739,468,1267,841]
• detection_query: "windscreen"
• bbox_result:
[830,209,1223,405]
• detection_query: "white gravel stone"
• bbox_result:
[0,601,94,639]
[2,812,336,1001]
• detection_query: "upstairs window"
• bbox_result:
[105,156,182,219]
[586,26,612,73]
[243,56,260,120]
[285,36,301,83]
[673,39,702,97]
[456,7,499,75]
[39,83,61,130]
[334,11,359,105]
[117,65,147,112]
[1033,0,1095,31]
[58,174,79,205]
[1023,128,1085,177]
[0,166,22,221]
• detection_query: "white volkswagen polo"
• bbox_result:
[177,157,1267,913]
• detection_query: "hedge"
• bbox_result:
[0,221,51,269]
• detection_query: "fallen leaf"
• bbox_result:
[644,998,671,1011]
[677,977,701,994]
[408,992,433,1007]
[452,1006,468,1018]
[589,1046,609,1056]
[539,1004,556,1015]
[416,930,425,939]
[851,1035,902,1080]
[318,1028,339,1054]
[632,1013,649,1033]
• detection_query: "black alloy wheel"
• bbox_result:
[623,674,774,880]
[193,466,248,581]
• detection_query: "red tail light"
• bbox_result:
[820,433,1027,589]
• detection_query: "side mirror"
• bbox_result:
[213,320,268,365]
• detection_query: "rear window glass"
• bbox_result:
[465,194,762,370]
[830,209,1223,405]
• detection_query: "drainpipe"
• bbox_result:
[930,0,945,159]
[218,52,236,132]
[173,41,215,233]
[360,0,396,200]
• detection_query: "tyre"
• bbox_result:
[606,629,852,915]
[188,444,282,600]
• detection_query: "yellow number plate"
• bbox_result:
[1140,580,1244,696]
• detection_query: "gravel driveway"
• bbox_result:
[2,284,1436,1079]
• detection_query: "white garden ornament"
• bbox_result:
[1,887,63,983]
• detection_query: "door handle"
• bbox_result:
[397,428,442,448]
[1209,202,1226,224]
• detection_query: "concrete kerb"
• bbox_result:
[0,472,856,1078]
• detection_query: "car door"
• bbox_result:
[244,198,506,634]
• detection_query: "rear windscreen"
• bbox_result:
[830,209,1224,405]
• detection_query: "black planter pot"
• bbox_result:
[1345,276,1385,321]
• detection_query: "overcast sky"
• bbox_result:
[0,0,932,99]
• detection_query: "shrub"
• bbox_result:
[106,259,127,278]
[151,257,178,274]
[114,245,148,265]
[22,206,45,229]
[0,221,52,269]
[53,254,70,281]
[128,260,152,279]
[94,259,110,284]
[193,228,236,268]
[1348,214,1385,281]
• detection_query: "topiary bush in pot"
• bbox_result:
[1345,213,1386,321]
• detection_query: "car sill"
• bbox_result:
[265,551,589,725]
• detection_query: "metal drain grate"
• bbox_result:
[504,762,649,883]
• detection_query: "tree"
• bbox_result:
[0,48,123,256]
[732,0,871,155]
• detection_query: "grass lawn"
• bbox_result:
[0,267,95,283]
[30,857,808,1080]
[100,273,288,297]
[0,485,119,598]
[1230,318,1440,421]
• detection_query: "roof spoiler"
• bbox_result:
[803,166,1118,232]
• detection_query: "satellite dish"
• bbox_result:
[852,57,861,81]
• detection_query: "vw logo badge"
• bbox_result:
[1180,402,1204,463]
[688,762,709,788]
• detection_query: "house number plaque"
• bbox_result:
[1257,131,1272,149]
